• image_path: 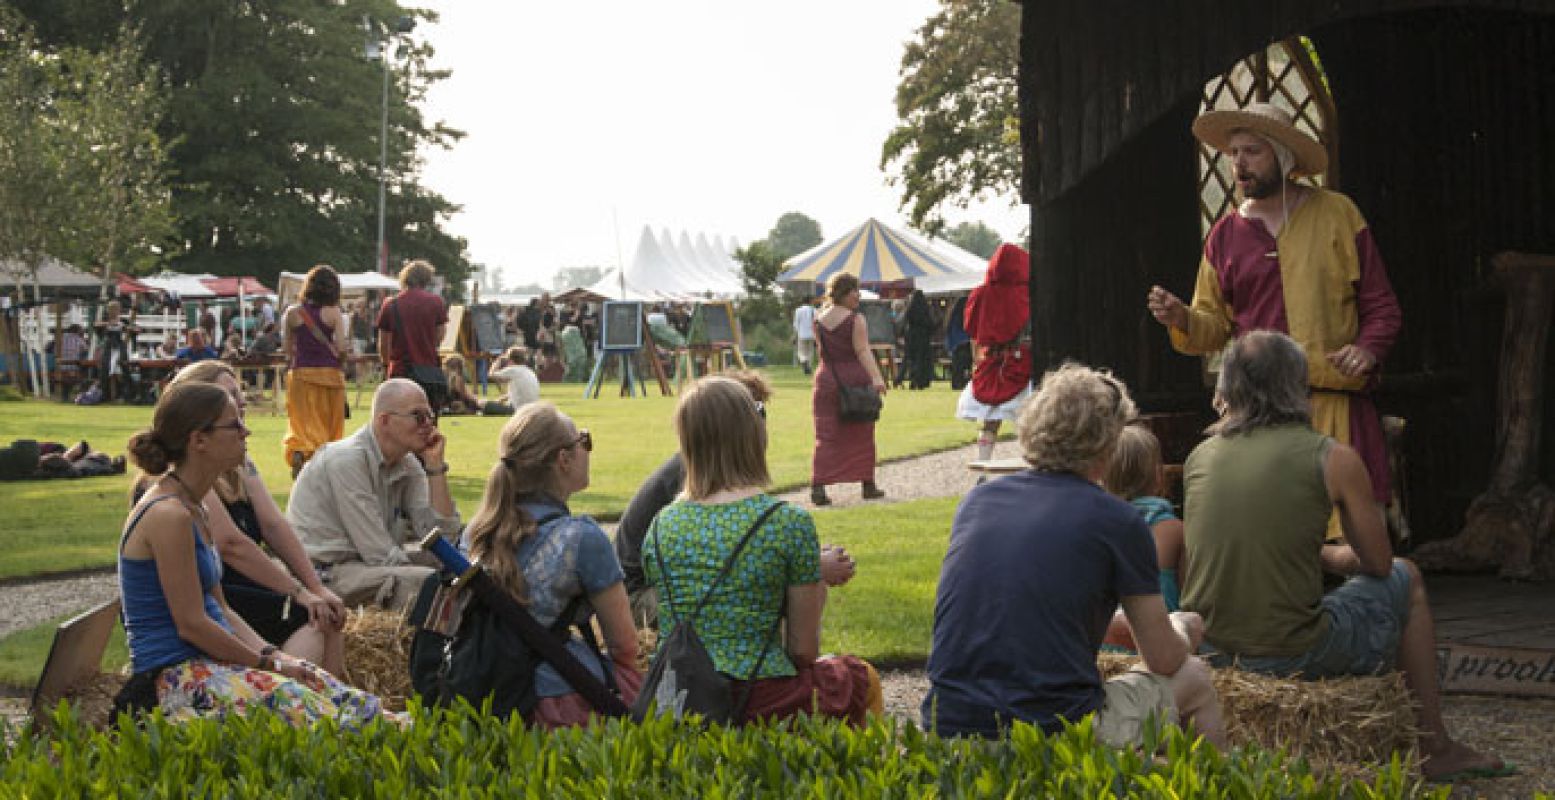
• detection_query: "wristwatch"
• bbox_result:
[424,462,449,476]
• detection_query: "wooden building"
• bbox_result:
[1018,1,1555,557]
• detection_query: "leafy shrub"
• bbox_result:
[0,702,1445,799]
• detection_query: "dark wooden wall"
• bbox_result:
[1022,5,1555,545]
[1314,8,1555,540]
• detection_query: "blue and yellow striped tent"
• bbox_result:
[777,218,983,285]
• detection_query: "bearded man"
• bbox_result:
[1147,103,1401,525]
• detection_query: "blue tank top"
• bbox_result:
[119,494,232,673]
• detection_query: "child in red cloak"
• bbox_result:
[955,244,1033,460]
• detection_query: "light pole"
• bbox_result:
[365,15,416,274]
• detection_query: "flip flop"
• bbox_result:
[1425,761,1519,783]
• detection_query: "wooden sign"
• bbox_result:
[859,301,897,346]
[601,301,644,351]
[691,302,739,347]
[30,599,121,719]
[1436,642,1555,698]
[467,303,506,353]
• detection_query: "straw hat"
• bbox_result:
[1192,102,1328,178]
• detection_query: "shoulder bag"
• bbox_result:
[632,501,787,725]
[816,312,882,423]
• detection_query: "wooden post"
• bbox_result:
[1415,253,1555,580]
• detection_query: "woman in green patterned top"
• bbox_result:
[643,376,882,724]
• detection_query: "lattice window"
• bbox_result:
[1198,38,1337,239]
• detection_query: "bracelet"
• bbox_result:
[424,462,449,476]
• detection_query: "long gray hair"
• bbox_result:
[1208,331,1311,437]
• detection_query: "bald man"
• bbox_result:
[288,379,461,611]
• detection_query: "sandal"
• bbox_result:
[810,485,831,506]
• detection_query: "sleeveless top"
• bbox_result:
[1180,424,1334,657]
[815,313,871,389]
[290,304,340,368]
[218,497,267,590]
[119,494,232,673]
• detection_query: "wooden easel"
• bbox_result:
[584,315,672,398]
[871,345,897,382]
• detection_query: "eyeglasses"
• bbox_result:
[388,409,437,427]
[754,401,767,420]
[205,420,248,434]
[572,429,593,452]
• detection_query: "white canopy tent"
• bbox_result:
[139,271,217,299]
[587,226,745,301]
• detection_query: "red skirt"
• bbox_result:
[736,655,880,726]
[811,366,877,486]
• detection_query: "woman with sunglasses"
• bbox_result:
[644,376,883,725]
[115,382,401,725]
[462,402,642,727]
[153,361,347,675]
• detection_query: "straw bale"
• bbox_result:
[1097,653,1419,771]
[342,608,415,711]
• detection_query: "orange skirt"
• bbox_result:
[283,367,346,464]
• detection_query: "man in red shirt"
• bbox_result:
[376,259,449,412]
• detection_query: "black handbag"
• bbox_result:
[815,313,882,423]
[632,502,786,725]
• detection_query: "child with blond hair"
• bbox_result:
[1104,425,1184,611]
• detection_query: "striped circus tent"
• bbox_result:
[777,217,984,286]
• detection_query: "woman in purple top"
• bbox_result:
[282,265,349,477]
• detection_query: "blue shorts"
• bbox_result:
[1225,560,1412,679]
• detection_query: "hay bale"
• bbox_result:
[1097,653,1419,771]
[342,608,415,711]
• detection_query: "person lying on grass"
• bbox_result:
[922,364,1225,748]
[115,382,401,726]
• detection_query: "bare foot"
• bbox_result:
[1421,739,1508,782]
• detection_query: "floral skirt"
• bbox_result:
[156,657,406,728]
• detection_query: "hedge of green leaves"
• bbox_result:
[2,703,1444,799]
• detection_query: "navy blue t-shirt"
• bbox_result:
[921,470,1160,737]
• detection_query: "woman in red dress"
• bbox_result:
[809,273,889,506]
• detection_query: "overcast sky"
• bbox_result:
[413,1,1027,289]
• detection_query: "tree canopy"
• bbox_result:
[10,0,471,291]
[765,212,823,261]
[882,0,1020,236]
[945,221,1001,260]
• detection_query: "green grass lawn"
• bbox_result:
[0,365,972,581]
[0,496,957,688]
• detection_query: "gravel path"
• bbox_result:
[0,571,118,640]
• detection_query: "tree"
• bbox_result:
[765,212,822,260]
[552,265,605,291]
[13,0,471,289]
[881,0,1020,236]
[733,239,786,340]
[48,25,174,300]
[945,221,1002,259]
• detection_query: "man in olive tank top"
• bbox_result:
[1181,331,1505,782]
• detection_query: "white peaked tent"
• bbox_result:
[588,226,745,300]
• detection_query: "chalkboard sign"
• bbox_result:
[691,302,739,346]
[601,301,644,350]
[468,303,506,353]
[859,301,896,346]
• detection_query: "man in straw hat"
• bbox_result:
[1181,331,1508,782]
[1146,103,1401,537]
